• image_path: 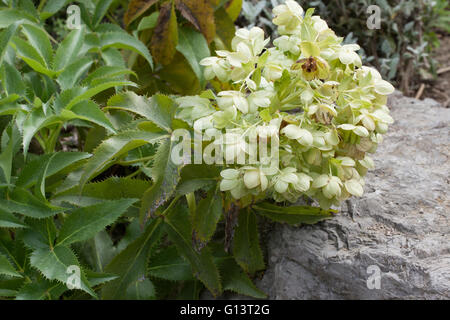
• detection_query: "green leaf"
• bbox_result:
[0,9,37,28]
[140,137,184,223]
[225,0,243,21]
[56,57,93,90]
[193,186,222,244]
[62,100,116,133]
[148,246,193,281]
[21,24,53,67]
[54,28,85,72]
[214,7,235,49]
[21,108,61,157]
[15,280,66,300]
[34,152,57,200]
[150,2,178,65]
[100,31,153,69]
[106,92,176,132]
[22,217,57,250]
[85,269,118,287]
[29,245,96,297]
[137,11,160,31]
[0,188,64,219]
[1,61,26,96]
[0,253,22,278]
[232,209,265,274]
[17,152,90,188]
[0,123,20,185]
[80,130,166,187]
[176,27,210,88]
[40,0,71,20]
[63,81,137,110]
[102,219,162,299]
[0,21,20,65]
[92,0,114,28]
[219,258,266,299]
[53,176,151,203]
[164,203,222,296]
[11,36,55,77]
[57,199,137,246]
[0,208,27,228]
[83,66,136,86]
[125,278,156,300]
[253,201,335,225]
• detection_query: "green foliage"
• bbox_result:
[0,0,340,301]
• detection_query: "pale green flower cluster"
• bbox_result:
[176,1,395,209]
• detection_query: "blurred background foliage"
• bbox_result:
[239,0,450,96]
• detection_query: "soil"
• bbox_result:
[421,33,450,107]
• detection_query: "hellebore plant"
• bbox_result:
[180,0,395,209]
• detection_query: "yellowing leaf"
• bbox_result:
[175,0,215,43]
[150,2,179,65]
[124,0,159,27]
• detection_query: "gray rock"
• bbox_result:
[256,93,450,299]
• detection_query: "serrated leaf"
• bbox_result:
[54,28,85,72]
[80,130,166,187]
[150,2,178,65]
[140,137,184,223]
[22,217,57,250]
[124,0,159,26]
[15,279,66,300]
[148,246,193,281]
[102,219,162,299]
[219,258,266,299]
[54,176,151,203]
[232,209,265,274]
[56,57,93,90]
[100,31,153,69]
[253,201,335,225]
[0,187,64,219]
[17,152,91,188]
[0,208,27,228]
[176,27,210,88]
[193,186,222,244]
[106,92,176,132]
[29,245,96,297]
[57,199,137,246]
[164,203,222,296]
[21,24,53,67]
[0,253,22,278]
[175,0,215,43]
